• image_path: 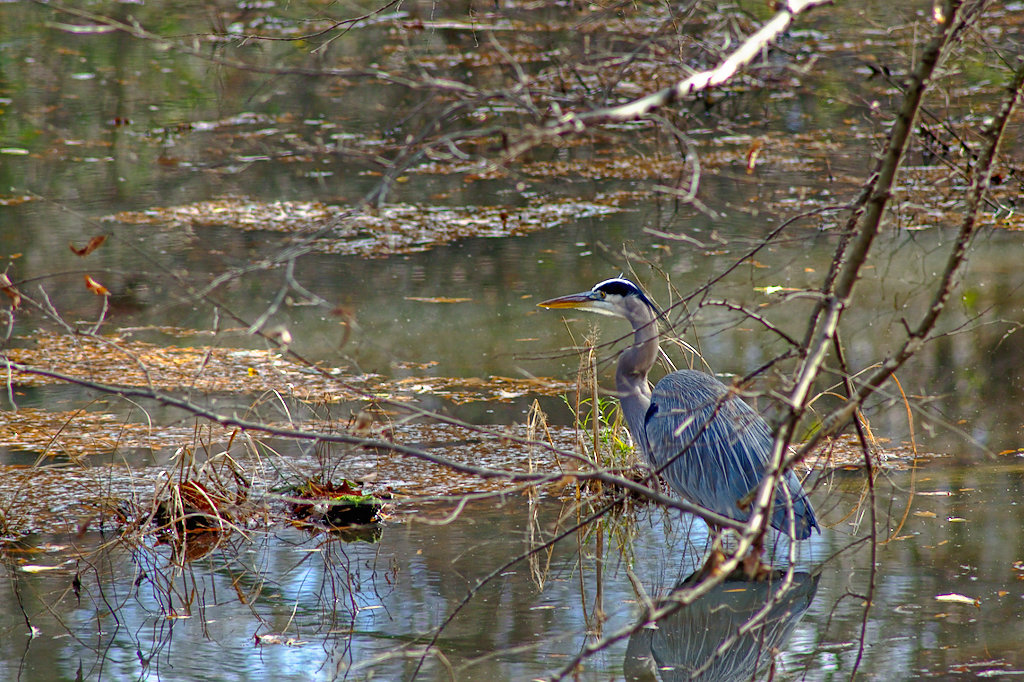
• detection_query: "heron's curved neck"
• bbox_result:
[615,301,659,422]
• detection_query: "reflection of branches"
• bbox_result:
[38,0,836,200]
[789,1,1022,467]
[37,1,391,81]
[405,495,630,679]
[507,0,830,158]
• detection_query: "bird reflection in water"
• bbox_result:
[624,571,819,681]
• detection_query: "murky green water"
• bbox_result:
[2,0,1024,679]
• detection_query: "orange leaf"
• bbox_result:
[0,273,21,309]
[745,139,764,174]
[84,275,109,296]
[69,234,108,256]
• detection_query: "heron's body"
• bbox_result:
[637,370,817,539]
[540,278,818,541]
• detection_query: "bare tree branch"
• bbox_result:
[507,0,831,158]
[791,42,1024,464]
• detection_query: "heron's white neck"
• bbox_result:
[615,299,659,456]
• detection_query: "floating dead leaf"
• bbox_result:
[392,360,439,370]
[84,275,109,296]
[5,332,374,400]
[934,593,980,607]
[6,332,571,406]
[21,563,72,573]
[0,273,22,309]
[389,374,572,405]
[808,433,939,470]
[105,197,624,259]
[69,235,107,256]
[255,634,306,647]
[0,407,174,456]
[349,410,375,437]
[266,325,292,348]
[405,296,472,304]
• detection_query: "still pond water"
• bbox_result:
[2,1,1024,680]
[4,466,1024,681]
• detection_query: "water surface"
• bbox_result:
[2,1,1024,679]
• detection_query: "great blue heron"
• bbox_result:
[539,278,818,567]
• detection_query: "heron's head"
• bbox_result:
[538,278,658,320]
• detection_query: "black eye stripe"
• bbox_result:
[593,279,637,297]
[592,277,660,314]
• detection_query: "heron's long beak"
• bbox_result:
[537,291,596,309]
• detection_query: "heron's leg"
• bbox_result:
[741,530,772,581]
[692,524,727,580]
[708,523,723,553]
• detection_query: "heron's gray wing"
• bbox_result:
[643,370,817,538]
